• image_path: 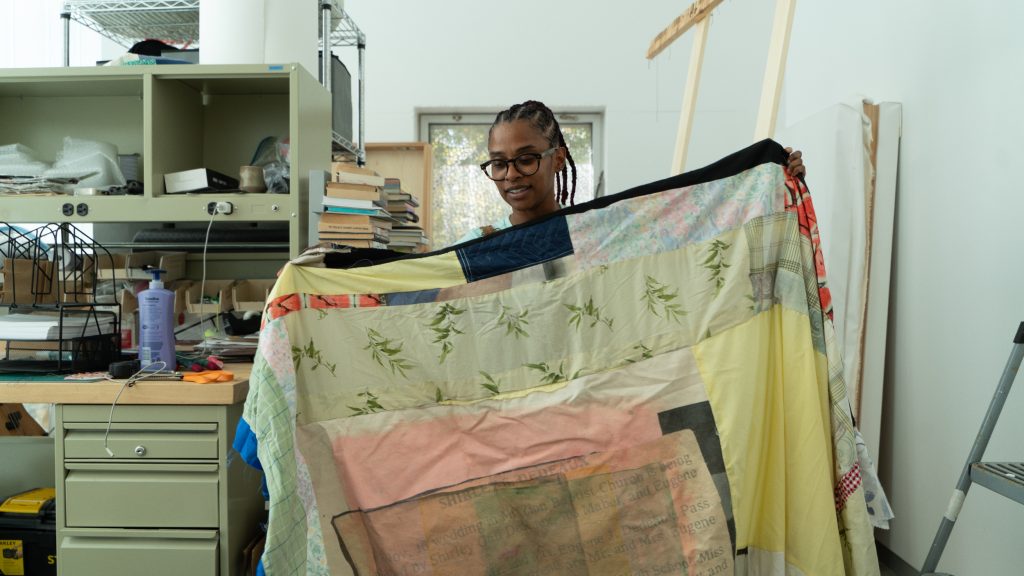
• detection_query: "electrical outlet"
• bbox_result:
[206,201,234,215]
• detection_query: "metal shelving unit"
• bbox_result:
[319,1,365,164]
[61,0,200,64]
[61,0,365,164]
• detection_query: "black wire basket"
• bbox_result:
[0,223,121,373]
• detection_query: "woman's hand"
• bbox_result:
[784,147,806,179]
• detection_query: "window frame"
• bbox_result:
[417,109,605,199]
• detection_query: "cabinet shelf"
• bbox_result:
[0,64,331,258]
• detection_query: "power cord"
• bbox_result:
[197,209,218,354]
[102,203,228,457]
[102,360,166,457]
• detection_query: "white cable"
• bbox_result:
[102,360,165,457]
[197,211,217,354]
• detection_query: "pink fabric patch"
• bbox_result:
[333,403,664,510]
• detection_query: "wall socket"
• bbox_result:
[206,201,234,215]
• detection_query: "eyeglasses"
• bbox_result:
[479,147,558,180]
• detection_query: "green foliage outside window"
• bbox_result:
[429,123,595,247]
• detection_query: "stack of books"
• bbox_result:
[382,178,430,252]
[319,163,393,249]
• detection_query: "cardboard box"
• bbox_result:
[331,162,385,187]
[185,280,236,315]
[167,280,194,319]
[232,280,276,313]
[96,251,186,283]
[164,168,239,194]
[0,259,57,306]
[0,405,45,437]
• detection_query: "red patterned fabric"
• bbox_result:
[783,172,834,321]
[265,292,382,324]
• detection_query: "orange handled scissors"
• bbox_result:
[182,370,235,384]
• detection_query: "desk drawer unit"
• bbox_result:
[61,529,218,576]
[56,403,262,576]
[64,462,220,528]
[64,423,219,459]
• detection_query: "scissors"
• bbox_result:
[182,370,235,384]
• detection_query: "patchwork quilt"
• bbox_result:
[236,140,881,575]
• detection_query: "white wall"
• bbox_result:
[784,2,1024,574]
[343,0,783,195]
[0,0,109,68]
[346,2,1024,573]
[7,1,1023,572]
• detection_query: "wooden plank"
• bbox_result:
[853,102,880,421]
[858,102,901,463]
[647,0,725,60]
[0,365,250,405]
[754,0,797,139]
[671,17,711,174]
[365,142,434,249]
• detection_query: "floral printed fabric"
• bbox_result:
[567,162,783,270]
[240,139,880,575]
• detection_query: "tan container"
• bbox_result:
[231,280,276,313]
[96,251,187,283]
[1,258,58,305]
[185,280,236,315]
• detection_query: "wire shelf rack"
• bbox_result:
[63,0,200,49]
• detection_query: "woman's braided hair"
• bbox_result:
[490,100,578,206]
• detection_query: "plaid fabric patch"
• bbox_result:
[835,462,863,511]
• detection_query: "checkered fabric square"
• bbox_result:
[835,462,863,511]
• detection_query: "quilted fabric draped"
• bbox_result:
[237,139,880,575]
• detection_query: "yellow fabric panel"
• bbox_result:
[694,305,843,576]
[269,251,466,299]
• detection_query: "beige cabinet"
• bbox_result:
[0,64,331,259]
[55,403,263,576]
[60,530,219,576]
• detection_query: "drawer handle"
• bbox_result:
[134,445,147,457]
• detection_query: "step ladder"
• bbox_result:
[920,321,1024,575]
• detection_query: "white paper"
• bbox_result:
[0,313,115,340]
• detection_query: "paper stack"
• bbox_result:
[0,312,116,341]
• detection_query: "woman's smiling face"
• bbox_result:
[487,119,565,224]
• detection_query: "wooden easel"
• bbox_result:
[648,0,798,173]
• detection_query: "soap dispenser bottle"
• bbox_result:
[137,268,176,370]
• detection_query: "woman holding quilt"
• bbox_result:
[457,99,806,244]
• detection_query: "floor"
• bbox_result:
[878,543,917,576]
[880,563,899,576]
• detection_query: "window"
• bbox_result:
[419,111,603,248]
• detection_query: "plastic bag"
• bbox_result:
[0,143,49,177]
[250,136,290,194]
[44,136,126,187]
